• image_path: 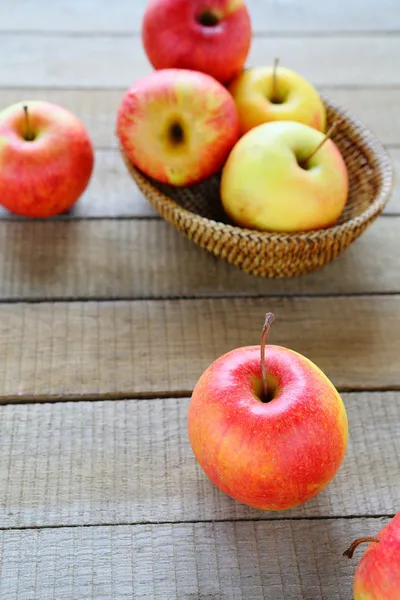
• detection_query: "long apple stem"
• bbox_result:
[302,120,341,165]
[343,537,380,559]
[272,57,279,102]
[23,105,33,141]
[261,312,275,401]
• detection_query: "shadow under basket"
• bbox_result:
[121,96,394,278]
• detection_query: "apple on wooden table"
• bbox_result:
[220,119,348,232]
[344,512,400,599]
[228,60,327,134]
[117,68,239,186]
[188,313,348,511]
[0,101,94,218]
[141,0,252,84]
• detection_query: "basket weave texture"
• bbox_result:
[121,96,394,278]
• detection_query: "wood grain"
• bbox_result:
[0,217,399,300]
[0,518,389,600]
[0,295,398,401]
[1,88,397,151]
[1,0,399,33]
[0,147,398,219]
[1,34,399,88]
[0,393,397,528]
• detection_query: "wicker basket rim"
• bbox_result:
[123,94,394,242]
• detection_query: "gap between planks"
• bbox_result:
[0,514,396,533]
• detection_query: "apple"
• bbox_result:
[344,512,400,599]
[188,312,348,511]
[141,0,252,85]
[117,68,239,186]
[0,101,94,218]
[220,120,348,233]
[228,62,327,134]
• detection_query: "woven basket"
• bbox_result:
[121,95,394,278]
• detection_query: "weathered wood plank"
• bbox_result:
[0,147,398,219]
[0,519,389,600]
[1,88,397,151]
[1,34,399,88]
[0,393,397,528]
[0,296,398,400]
[1,0,399,33]
[0,217,398,300]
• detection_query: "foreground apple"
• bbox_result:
[344,513,400,599]
[188,313,348,511]
[117,68,239,186]
[220,120,348,232]
[228,62,326,134]
[0,101,94,218]
[142,0,252,84]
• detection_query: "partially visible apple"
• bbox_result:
[220,120,348,232]
[228,63,326,135]
[344,512,400,599]
[188,313,348,511]
[0,101,94,218]
[117,68,239,186]
[141,0,252,85]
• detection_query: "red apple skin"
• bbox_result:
[117,68,239,186]
[352,513,400,599]
[142,0,252,84]
[188,345,348,510]
[0,101,94,218]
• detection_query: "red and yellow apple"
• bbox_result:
[141,0,252,84]
[188,313,348,511]
[220,120,348,232]
[0,100,94,218]
[228,64,326,134]
[344,513,400,599]
[117,68,239,186]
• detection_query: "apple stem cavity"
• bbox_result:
[197,10,220,27]
[23,105,34,142]
[260,312,276,402]
[343,537,380,559]
[169,121,185,145]
[301,120,342,166]
[272,57,280,103]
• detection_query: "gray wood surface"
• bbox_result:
[0,518,389,600]
[1,34,399,88]
[0,146,398,220]
[1,0,399,33]
[0,1,398,597]
[0,217,399,300]
[0,393,397,529]
[0,295,399,401]
[2,88,398,150]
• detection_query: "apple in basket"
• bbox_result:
[228,60,327,135]
[141,0,252,84]
[0,101,94,218]
[220,119,349,233]
[116,68,239,186]
[188,313,348,511]
[343,512,400,599]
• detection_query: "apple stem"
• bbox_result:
[272,57,279,102]
[23,105,34,141]
[261,312,275,401]
[343,537,380,559]
[301,120,342,165]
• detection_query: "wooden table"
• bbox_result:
[0,1,399,598]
